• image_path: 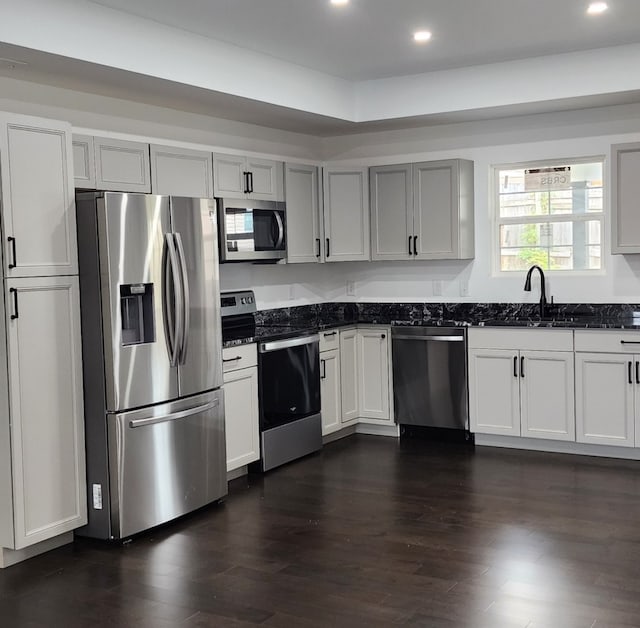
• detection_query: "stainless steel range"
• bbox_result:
[221,291,322,472]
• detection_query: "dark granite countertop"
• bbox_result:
[222,302,640,348]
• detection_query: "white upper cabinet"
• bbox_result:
[285,163,323,263]
[369,159,474,261]
[213,153,284,201]
[72,134,96,189]
[611,142,640,254]
[94,137,151,193]
[370,164,413,261]
[150,145,213,198]
[323,166,370,262]
[0,114,77,277]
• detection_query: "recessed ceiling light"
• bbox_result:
[587,2,608,14]
[414,31,432,43]
[330,0,349,6]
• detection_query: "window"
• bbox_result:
[494,158,604,272]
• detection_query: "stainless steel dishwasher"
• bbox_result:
[391,327,469,434]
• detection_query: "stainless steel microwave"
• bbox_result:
[217,198,286,262]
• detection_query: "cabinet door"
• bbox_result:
[413,159,474,260]
[5,276,87,549]
[223,366,260,471]
[612,143,640,253]
[72,134,96,189]
[150,145,213,198]
[520,351,575,441]
[339,329,359,423]
[320,349,342,435]
[468,349,521,436]
[285,163,322,263]
[94,137,151,193]
[0,114,78,277]
[323,167,370,262]
[213,153,247,197]
[247,157,283,201]
[370,164,413,261]
[357,328,391,422]
[575,353,635,447]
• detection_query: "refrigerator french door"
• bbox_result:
[76,192,226,540]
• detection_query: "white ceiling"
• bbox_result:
[89,0,640,80]
[1,0,640,135]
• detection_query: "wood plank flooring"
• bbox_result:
[2,435,640,627]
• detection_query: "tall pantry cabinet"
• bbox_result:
[0,113,86,567]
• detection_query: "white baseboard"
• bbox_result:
[475,434,640,461]
[0,532,73,569]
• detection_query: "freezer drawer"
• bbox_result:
[107,390,226,539]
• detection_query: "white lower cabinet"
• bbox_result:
[468,329,575,442]
[339,328,359,424]
[320,349,341,436]
[222,345,259,472]
[575,353,636,447]
[2,276,87,551]
[356,327,392,424]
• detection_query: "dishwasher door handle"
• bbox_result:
[392,335,465,342]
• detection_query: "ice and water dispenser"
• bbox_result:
[120,284,155,346]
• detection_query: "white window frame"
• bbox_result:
[491,155,606,277]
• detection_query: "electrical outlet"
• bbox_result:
[346,280,356,296]
[459,281,469,297]
[432,280,443,297]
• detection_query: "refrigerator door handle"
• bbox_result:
[174,232,190,365]
[128,400,217,428]
[163,233,183,367]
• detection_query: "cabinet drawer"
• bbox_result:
[319,329,340,352]
[574,330,640,353]
[468,328,573,352]
[222,344,257,373]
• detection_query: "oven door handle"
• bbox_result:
[274,211,285,249]
[259,334,319,353]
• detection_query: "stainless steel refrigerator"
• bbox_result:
[75,191,226,540]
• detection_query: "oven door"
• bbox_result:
[258,335,320,431]
[218,198,286,262]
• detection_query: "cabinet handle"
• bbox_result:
[248,171,254,193]
[316,238,321,258]
[621,341,640,345]
[629,361,633,385]
[636,361,639,385]
[223,356,243,363]
[408,236,413,255]
[381,334,386,339]
[7,237,16,269]
[413,235,418,256]
[9,288,18,320]
[323,331,337,337]
[320,358,326,379]
[326,238,330,258]
[243,172,250,194]
[520,356,525,378]
[513,356,518,378]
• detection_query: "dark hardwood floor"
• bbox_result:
[2,435,640,627]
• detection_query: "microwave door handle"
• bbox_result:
[163,234,182,367]
[174,233,190,365]
[274,211,285,249]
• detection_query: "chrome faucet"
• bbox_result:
[524,265,549,318]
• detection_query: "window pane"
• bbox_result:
[499,220,602,271]
[498,161,603,219]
